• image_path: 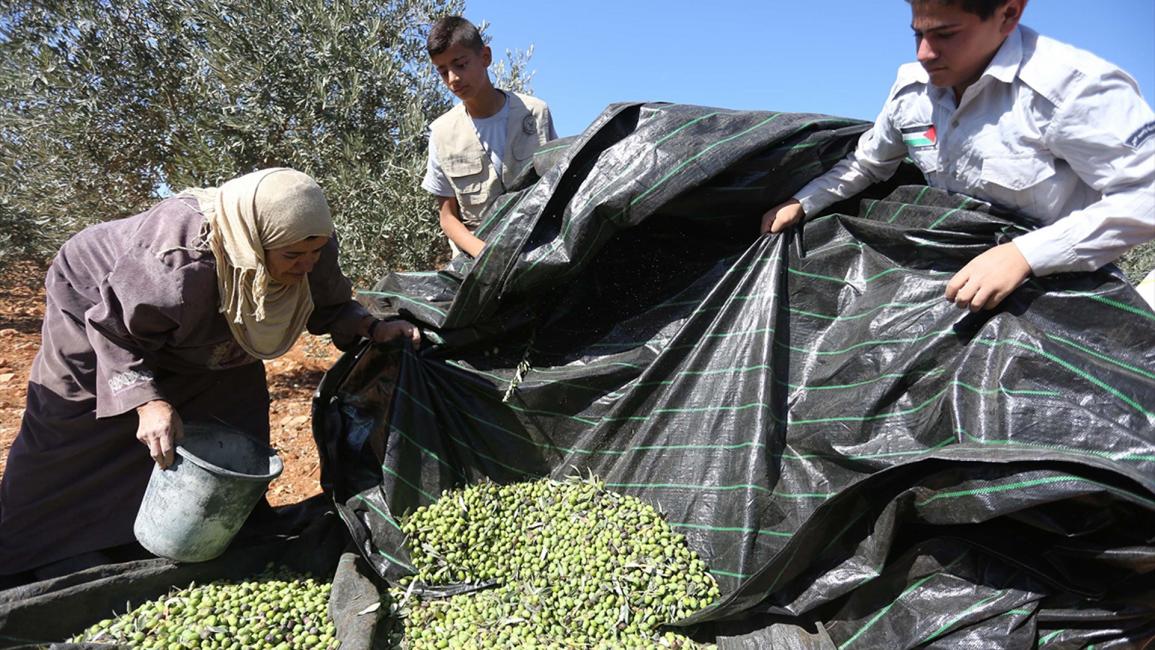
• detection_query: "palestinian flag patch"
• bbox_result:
[901,124,937,149]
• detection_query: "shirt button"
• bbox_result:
[951,119,960,127]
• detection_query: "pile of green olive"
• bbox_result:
[70,567,337,649]
[393,476,719,649]
[70,477,720,649]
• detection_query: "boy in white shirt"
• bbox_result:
[761,0,1155,311]
[422,16,557,258]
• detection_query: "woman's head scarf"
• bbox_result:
[185,168,334,360]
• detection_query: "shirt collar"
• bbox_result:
[983,26,1023,85]
[924,26,1022,107]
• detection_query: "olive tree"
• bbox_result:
[0,0,536,281]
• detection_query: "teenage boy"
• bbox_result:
[761,0,1155,311]
[423,15,557,258]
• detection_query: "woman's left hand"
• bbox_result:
[369,319,421,348]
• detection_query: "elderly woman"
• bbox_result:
[0,168,416,581]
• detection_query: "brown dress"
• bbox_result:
[0,196,369,574]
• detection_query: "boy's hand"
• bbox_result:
[761,199,805,234]
[945,243,1032,311]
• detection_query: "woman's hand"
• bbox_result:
[136,400,183,469]
[369,319,422,348]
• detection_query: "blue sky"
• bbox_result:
[465,1,1155,137]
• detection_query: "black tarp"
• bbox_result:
[315,103,1155,648]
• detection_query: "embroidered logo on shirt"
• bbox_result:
[901,124,937,149]
[108,369,156,394]
[1125,120,1155,149]
[522,114,537,136]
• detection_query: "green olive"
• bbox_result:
[395,477,720,649]
[70,568,340,649]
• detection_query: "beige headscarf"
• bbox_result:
[186,168,335,360]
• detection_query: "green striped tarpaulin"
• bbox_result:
[315,103,1155,648]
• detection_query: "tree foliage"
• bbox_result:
[0,0,535,282]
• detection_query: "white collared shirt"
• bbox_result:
[795,25,1155,276]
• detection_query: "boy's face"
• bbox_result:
[911,0,1024,96]
[431,43,493,103]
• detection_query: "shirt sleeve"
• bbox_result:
[85,255,185,419]
[421,134,456,198]
[794,80,911,217]
[306,236,372,351]
[1011,70,1155,275]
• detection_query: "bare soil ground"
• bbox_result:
[0,260,337,507]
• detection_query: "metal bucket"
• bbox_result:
[133,422,283,562]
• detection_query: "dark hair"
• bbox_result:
[906,0,1008,20]
[426,15,484,56]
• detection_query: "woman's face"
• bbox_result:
[264,236,329,284]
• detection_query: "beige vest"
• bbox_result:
[430,91,553,228]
